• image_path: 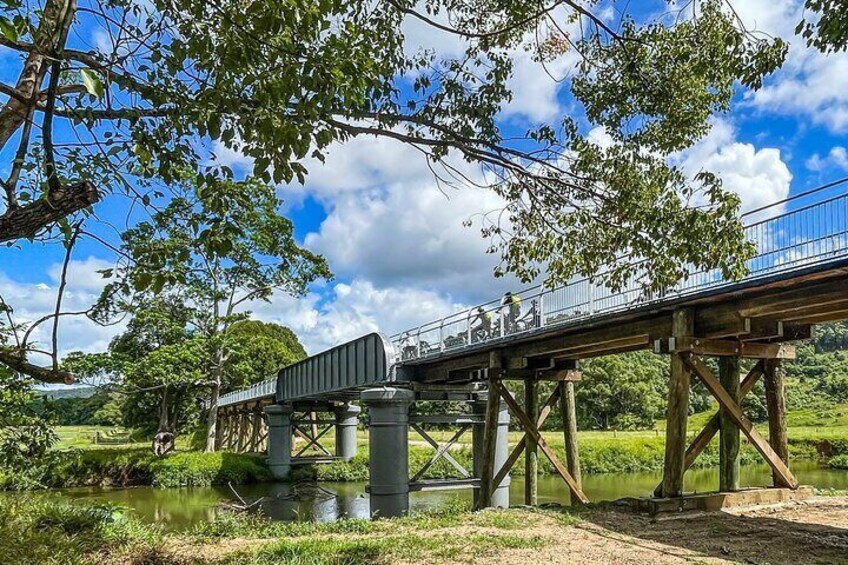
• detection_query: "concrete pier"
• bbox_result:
[473,393,511,508]
[265,404,293,479]
[334,403,361,461]
[362,387,415,518]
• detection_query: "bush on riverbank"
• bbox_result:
[828,454,848,469]
[0,448,271,490]
[151,451,271,487]
[0,495,161,564]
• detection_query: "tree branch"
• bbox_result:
[0,348,75,384]
[0,181,100,243]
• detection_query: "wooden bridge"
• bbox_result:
[216,183,848,517]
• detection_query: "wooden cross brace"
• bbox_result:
[492,383,561,491]
[682,353,797,489]
[410,424,472,481]
[653,360,765,497]
[493,380,590,504]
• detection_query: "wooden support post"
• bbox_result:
[764,359,791,487]
[478,369,502,509]
[559,380,582,491]
[524,378,538,506]
[719,356,741,492]
[222,410,232,450]
[215,407,224,450]
[251,403,263,453]
[661,308,694,498]
[237,409,249,453]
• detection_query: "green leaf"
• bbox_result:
[80,68,105,98]
[0,16,17,42]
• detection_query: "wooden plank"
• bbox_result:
[560,380,582,490]
[506,316,671,360]
[764,359,791,488]
[737,280,848,319]
[661,308,694,498]
[719,357,741,492]
[495,381,590,504]
[652,360,764,497]
[683,354,798,489]
[492,386,560,491]
[524,379,538,505]
[657,337,796,359]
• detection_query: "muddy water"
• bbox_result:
[58,460,847,532]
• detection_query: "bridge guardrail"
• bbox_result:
[391,187,848,363]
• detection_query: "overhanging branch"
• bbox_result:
[0,348,75,384]
[0,181,100,243]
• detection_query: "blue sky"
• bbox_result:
[2,0,848,359]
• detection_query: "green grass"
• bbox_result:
[0,495,162,565]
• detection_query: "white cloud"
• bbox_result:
[246,279,464,354]
[737,0,848,133]
[676,120,792,214]
[0,258,123,365]
[806,146,848,172]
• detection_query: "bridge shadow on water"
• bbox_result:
[580,503,848,564]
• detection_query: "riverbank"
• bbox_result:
[5,427,848,490]
[0,449,270,490]
[4,493,847,564]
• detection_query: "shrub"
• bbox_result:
[0,495,161,564]
[828,454,848,469]
[150,451,271,487]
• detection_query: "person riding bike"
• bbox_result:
[471,306,493,342]
[501,291,522,334]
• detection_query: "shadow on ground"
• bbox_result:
[581,500,848,564]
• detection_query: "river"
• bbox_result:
[58,460,848,532]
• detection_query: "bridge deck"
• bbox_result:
[219,187,848,409]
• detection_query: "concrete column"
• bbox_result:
[265,404,293,480]
[333,403,361,461]
[473,393,511,509]
[362,387,415,518]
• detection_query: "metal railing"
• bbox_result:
[218,377,276,407]
[391,183,848,364]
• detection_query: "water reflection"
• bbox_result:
[58,460,847,532]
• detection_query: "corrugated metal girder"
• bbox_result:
[276,332,396,402]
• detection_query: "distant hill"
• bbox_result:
[35,386,99,400]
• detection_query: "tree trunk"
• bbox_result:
[152,386,175,456]
[205,380,220,452]
[0,0,76,151]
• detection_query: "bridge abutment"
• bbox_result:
[362,387,415,518]
[472,392,510,509]
[333,403,361,461]
[265,404,293,480]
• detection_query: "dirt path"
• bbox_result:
[163,496,848,564]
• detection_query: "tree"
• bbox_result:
[93,173,326,450]
[0,1,788,304]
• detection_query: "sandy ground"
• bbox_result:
[165,496,848,564]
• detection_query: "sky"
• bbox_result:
[2,0,848,362]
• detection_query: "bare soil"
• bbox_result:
[163,496,848,564]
